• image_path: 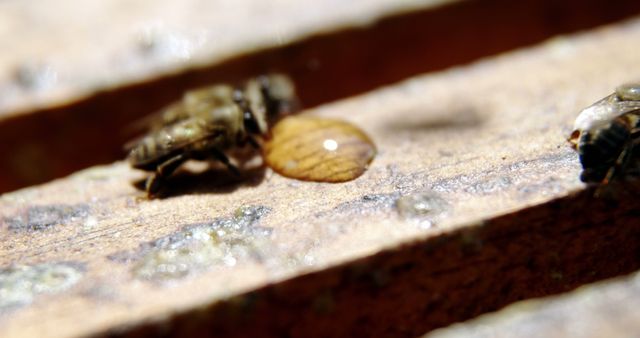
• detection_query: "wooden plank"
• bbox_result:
[3,0,640,193]
[2,16,640,337]
[426,271,640,338]
[0,0,453,117]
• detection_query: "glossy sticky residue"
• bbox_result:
[264,116,376,182]
[0,262,84,310]
[395,191,449,228]
[129,205,273,282]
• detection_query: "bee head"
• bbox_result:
[258,74,297,119]
[244,74,298,135]
[232,89,263,136]
[242,110,261,135]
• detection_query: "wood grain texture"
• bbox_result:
[2,14,640,338]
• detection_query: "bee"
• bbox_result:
[126,74,297,196]
[569,83,640,184]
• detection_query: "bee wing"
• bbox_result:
[127,116,228,167]
[574,94,640,135]
[165,119,227,149]
[616,100,640,115]
[122,101,192,138]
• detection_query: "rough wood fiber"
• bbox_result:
[2,15,640,338]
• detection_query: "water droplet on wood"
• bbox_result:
[264,116,376,182]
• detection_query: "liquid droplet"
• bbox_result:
[0,262,84,310]
[396,192,448,218]
[264,116,376,182]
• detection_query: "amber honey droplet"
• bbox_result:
[264,116,376,182]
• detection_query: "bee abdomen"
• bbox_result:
[128,130,176,170]
[578,117,632,182]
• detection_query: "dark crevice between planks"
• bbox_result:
[2,0,640,193]
[105,184,640,338]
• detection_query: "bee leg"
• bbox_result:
[145,175,163,197]
[603,143,634,185]
[146,154,187,197]
[211,149,240,176]
[594,141,635,197]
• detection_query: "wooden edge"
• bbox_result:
[426,265,640,337]
[104,186,640,337]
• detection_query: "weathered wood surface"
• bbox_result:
[2,11,640,338]
[0,0,451,117]
[0,0,456,193]
[426,271,640,338]
[3,0,640,193]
